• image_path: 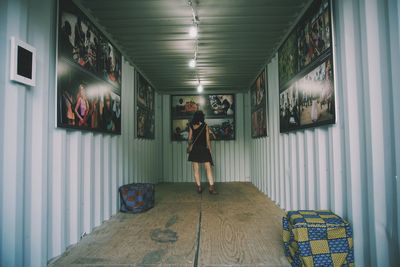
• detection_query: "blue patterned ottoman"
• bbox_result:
[119,183,155,213]
[282,210,354,267]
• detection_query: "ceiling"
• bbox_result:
[77,0,311,94]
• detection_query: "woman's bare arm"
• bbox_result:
[206,125,211,152]
[188,127,193,144]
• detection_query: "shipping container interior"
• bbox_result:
[0,0,399,266]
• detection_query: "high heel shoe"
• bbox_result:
[195,184,203,194]
[208,184,218,195]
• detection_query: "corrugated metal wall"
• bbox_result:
[162,94,251,183]
[1,0,399,266]
[0,0,162,266]
[250,0,400,266]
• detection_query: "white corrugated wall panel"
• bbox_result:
[0,0,162,266]
[162,93,251,183]
[250,0,400,265]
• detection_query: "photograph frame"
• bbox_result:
[135,71,155,139]
[278,0,335,133]
[170,94,236,141]
[56,0,122,135]
[279,55,335,133]
[250,68,268,138]
[278,0,333,90]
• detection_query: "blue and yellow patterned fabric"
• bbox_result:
[282,210,354,267]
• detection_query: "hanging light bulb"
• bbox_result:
[197,83,203,93]
[189,25,198,38]
[189,58,196,68]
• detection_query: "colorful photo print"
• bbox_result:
[252,108,267,138]
[204,95,235,116]
[279,83,300,133]
[297,0,332,70]
[58,0,121,88]
[207,118,235,140]
[250,69,268,138]
[297,58,335,127]
[278,30,299,88]
[57,60,121,134]
[171,94,235,141]
[251,70,266,109]
[171,119,191,141]
[136,72,155,139]
[137,72,154,111]
[137,106,155,139]
[171,95,205,117]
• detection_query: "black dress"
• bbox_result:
[188,123,214,165]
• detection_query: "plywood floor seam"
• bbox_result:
[48,182,290,267]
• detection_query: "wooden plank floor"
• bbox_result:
[48,182,289,267]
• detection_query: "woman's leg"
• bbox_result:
[192,162,201,185]
[204,162,214,185]
[205,162,217,194]
[192,162,202,193]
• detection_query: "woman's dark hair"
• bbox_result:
[191,110,205,125]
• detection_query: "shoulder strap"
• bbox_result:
[191,124,205,145]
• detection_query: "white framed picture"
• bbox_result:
[10,37,36,86]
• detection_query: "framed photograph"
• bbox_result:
[136,72,155,139]
[297,0,332,71]
[207,118,235,140]
[278,0,332,90]
[171,94,235,141]
[171,95,204,117]
[58,0,122,88]
[250,69,268,138]
[137,73,154,110]
[57,60,121,133]
[10,37,36,86]
[204,94,235,117]
[280,56,335,132]
[171,119,191,141]
[137,106,155,139]
[56,0,122,134]
[278,30,298,88]
[278,0,334,133]
[252,107,267,138]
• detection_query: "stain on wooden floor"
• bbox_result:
[48,182,289,266]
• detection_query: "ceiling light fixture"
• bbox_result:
[188,0,203,92]
[189,58,196,68]
[189,25,198,38]
[197,83,203,93]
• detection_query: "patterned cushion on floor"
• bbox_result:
[119,183,155,213]
[282,210,354,267]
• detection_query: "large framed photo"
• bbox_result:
[297,0,332,71]
[58,0,121,87]
[280,57,335,132]
[171,94,235,141]
[137,106,155,139]
[278,0,334,133]
[278,0,332,90]
[250,69,268,138]
[56,0,122,134]
[136,72,155,139]
[278,30,298,88]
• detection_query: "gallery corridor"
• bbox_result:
[1,0,399,266]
